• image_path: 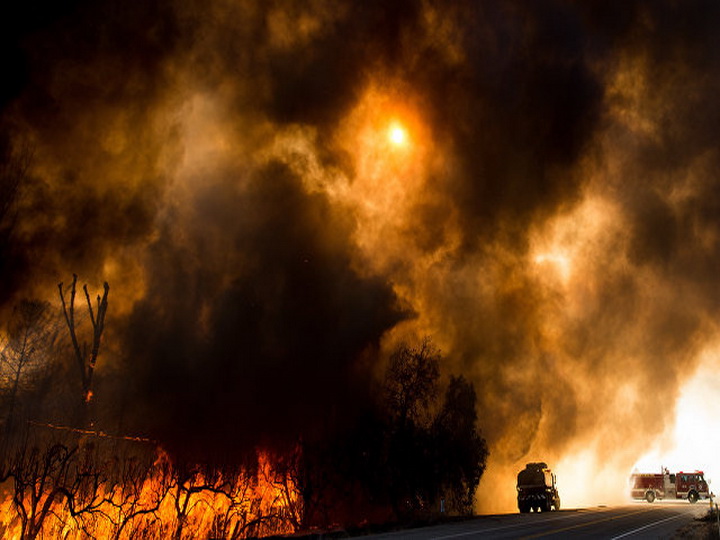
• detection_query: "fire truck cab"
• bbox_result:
[630,469,709,503]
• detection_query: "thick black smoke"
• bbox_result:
[123,160,404,459]
[2,0,720,497]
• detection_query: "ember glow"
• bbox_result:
[2,1,720,534]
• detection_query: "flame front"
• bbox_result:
[0,447,300,540]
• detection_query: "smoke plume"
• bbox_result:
[3,0,720,511]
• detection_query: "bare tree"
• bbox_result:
[168,464,208,540]
[58,442,120,538]
[6,442,77,540]
[157,456,297,540]
[104,455,171,540]
[207,469,258,540]
[0,440,301,539]
[271,448,304,532]
[58,274,109,424]
[163,461,247,540]
[0,300,58,440]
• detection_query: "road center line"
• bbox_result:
[432,509,622,539]
[517,508,653,539]
[609,512,688,539]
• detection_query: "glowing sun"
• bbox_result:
[387,121,408,147]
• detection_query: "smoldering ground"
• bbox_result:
[2,0,720,513]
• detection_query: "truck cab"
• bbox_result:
[675,471,709,503]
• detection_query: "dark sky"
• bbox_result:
[2,0,720,510]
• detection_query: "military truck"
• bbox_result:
[517,462,561,513]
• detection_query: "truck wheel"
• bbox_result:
[519,503,530,513]
[688,491,699,504]
[645,491,655,503]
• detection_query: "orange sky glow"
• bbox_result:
[1,1,719,528]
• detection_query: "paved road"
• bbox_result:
[360,502,709,539]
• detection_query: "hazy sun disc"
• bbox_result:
[388,122,407,147]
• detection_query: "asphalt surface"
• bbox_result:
[359,501,710,539]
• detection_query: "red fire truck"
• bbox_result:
[630,469,709,503]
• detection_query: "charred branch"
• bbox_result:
[58,275,109,420]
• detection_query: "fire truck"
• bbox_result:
[629,469,709,503]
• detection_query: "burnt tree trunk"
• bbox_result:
[58,275,109,428]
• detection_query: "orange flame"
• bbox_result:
[0,447,301,539]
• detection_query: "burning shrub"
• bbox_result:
[0,430,300,539]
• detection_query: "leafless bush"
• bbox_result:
[0,437,300,539]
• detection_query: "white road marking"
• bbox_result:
[431,511,602,539]
[609,512,688,539]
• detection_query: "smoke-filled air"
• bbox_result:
[1,0,720,536]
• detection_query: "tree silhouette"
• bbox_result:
[383,338,440,427]
[433,376,489,514]
[0,300,58,441]
[382,340,488,518]
[58,274,109,426]
[3,442,78,540]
